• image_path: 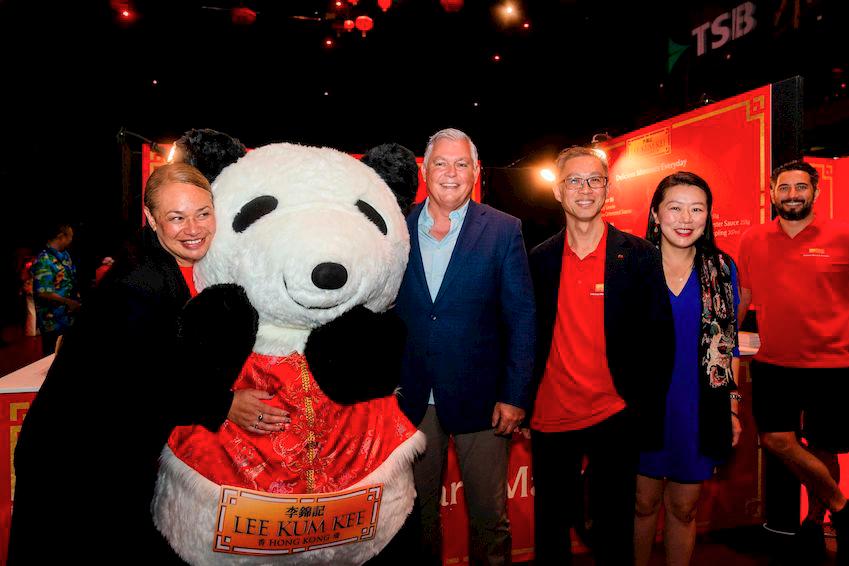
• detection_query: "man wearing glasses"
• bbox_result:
[528,146,674,565]
[738,160,849,560]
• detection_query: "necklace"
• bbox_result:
[663,258,695,283]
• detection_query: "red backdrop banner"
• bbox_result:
[598,84,772,261]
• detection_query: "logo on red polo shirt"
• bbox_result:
[804,247,829,258]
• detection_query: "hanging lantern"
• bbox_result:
[355,15,373,37]
[440,0,463,12]
[231,6,257,25]
[377,0,392,11]
[343,19,355,32]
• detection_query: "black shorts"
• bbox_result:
[751,360,849,453]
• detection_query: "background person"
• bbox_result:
[31,223,80,355]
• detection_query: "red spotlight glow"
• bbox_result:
[493,54,501,62]
[325,39,334,47]
[121,10,130,17]
[440,0,464,12]
[523,22,530,29]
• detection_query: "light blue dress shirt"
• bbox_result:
[417,197,470,404]
[418,198,470,301]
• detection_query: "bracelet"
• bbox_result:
[729,392,743,401]
[730,410,740,419]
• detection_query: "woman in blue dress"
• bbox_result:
[634,171,742,566]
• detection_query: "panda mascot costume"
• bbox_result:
[152,141,426,566]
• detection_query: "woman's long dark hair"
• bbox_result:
[645,171,717,252]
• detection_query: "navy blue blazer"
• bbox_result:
[394,200,536,434]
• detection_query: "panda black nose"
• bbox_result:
[311,262,348,290]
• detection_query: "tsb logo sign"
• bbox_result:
[691,1,757,56]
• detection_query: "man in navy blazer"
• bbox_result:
[394,128,536,566]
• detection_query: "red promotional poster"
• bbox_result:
[440,433,537,564]
[598,85,772,261]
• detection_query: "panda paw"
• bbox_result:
[179,284,258,378]
[306,305,406,405]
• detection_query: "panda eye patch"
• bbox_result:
[232,196,278,233]
[356,200,388,235]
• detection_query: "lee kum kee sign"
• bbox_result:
[214,484,383,555]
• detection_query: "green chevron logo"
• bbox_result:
[668,38,689,73]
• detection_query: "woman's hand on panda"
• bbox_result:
[228,389,290,434]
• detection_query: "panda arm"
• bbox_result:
[169,283,258,429]
[305,305,405,404]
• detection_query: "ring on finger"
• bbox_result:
[258,413,264,422]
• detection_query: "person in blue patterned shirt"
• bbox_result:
[31,223,80,355]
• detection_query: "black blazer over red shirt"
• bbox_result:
[529,224,675,450]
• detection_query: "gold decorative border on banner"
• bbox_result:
[9,401,29,498]
[671,94,768,224]
[810,162,834,219]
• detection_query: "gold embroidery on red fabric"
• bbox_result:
[299,357,317,492]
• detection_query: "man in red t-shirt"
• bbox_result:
[529,146,675,565]
[738,160,849,559]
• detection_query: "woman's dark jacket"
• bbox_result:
[7,230,246,565]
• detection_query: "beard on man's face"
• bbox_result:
[775,197,814,221]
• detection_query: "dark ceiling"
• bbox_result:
[0,0,847,255]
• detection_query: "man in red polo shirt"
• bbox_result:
[738,160,849,560]
[529,146,675,565]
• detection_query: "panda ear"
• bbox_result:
[360,143,419,214]
[174,128,247,184]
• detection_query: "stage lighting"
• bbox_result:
[499,2,520,22]
[540,168,556,183]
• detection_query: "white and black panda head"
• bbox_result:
[195,143,410,334]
